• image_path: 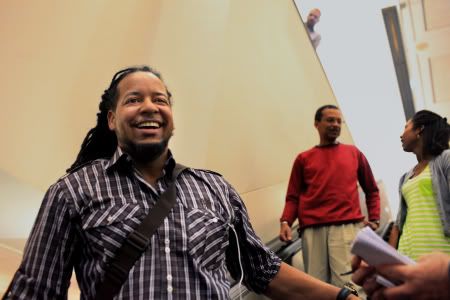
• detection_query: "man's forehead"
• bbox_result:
[118,72,166,93]
[310,9,321,17]
[322,108,341,118]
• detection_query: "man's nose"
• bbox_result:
[141,98,158,113]
[331,120,340,126]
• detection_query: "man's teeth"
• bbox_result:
[137,121,160,128]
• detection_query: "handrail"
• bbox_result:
[229,225,302,299]
[264,224,301,263]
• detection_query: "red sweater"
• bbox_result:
[281,143,380,228]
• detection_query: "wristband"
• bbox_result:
[336,286,357,300]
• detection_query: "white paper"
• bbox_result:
[351,227,415,287]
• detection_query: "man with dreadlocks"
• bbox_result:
[4,66,359,300]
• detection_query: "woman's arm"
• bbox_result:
[388,224,400,248]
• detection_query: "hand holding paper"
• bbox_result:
[350,227,415,287]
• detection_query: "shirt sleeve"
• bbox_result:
[440,151,450,236]
[5,182,77,300]
[280,155,303,224]
[356,150,380,221]
[395,173,408,229]
[225,185,282,294]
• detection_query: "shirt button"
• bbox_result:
[165,247,170,253]
[167,285,173,293]
[167,274,172,281]
[165,238,170,244]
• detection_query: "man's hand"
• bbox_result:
[363,220,380,231]
[376,252,450,299]
[351,256,382,297]
[279,222,292,242]
[352,253,450,300]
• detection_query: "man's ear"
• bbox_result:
[314,120,319,129]
[107,111,116,131]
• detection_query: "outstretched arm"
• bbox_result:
[352,252,450,300]
[265,262,359,300]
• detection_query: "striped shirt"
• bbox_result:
[398,165,450,261]
[7,148,281,299]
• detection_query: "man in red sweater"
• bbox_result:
[279,104,380,289]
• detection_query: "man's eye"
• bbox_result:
[326,118,341,124]
[126,98,140,104]
[154,98,169,104]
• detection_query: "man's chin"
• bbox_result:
[327,134,340,141]
[127,139,169,163]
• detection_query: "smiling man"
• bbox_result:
[279,104,380,293]
[4,67,360,300]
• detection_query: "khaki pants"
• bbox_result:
[302,223,364,294]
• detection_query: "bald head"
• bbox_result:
[306,8,321,28]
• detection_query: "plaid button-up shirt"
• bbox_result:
[7,148,281,299]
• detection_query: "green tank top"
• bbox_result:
[398,165,450,261]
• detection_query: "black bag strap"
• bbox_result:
[94,163,187,300]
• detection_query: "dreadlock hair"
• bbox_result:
[66,65,172,173]
[412,110,450,157]
[314,104,339,122]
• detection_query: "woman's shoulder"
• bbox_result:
[433,149,450,164]
[440,149,450,157]
[428,149,450,175]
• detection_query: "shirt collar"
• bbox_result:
[105,147,176,178]
[316,141,340,148]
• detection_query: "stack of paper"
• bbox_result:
[351,227,415,287]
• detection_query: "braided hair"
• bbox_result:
[66,65,171,173]
[412,110,450,157]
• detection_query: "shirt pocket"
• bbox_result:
[185,207,230,270]
[80,202,145,261]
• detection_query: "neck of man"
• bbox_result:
[307,23,315,32]
[318,139,338,147]
[134,149,169,187]
[121,138,171,187]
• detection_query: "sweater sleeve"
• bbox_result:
[280,155,303,225]
[356,150,380,221]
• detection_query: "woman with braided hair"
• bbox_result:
[388,110,450,260]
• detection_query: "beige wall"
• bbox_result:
[0,1,351,295]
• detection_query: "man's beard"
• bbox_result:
[125,137,170,164]
[325,130,340,143]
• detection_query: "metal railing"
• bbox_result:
[229,225,302,299]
